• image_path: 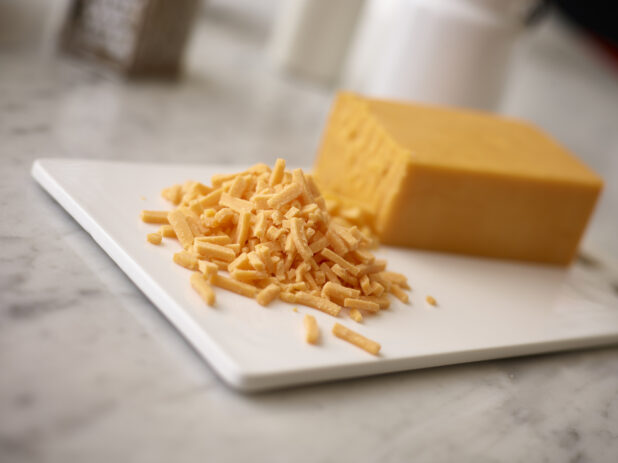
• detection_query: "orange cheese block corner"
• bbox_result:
[313,92,603,265]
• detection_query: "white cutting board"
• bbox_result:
[32,159,618,391]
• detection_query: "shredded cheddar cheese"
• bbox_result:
[190,272,215,306]
[349,308,363,323]
[167,210,194,249]
[343,297,380,313]
[141,210,170,224]
[159,225,176,238]
[173,250,198,270]
[141,159,411,355]
[147,232,162,245]
[256,283,281,306]
[332,323,380,355]
[390,284,409,304]
[303,314,319,344]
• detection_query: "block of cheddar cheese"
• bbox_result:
[313,92,603,265]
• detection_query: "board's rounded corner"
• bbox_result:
[31,158,45,177]
[218,363,266,393]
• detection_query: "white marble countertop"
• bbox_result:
[1,3,617,462]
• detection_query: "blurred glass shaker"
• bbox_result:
[0,0,70,53]
[348,0,538,111]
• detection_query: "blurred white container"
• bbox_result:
[343,0,537,111]
[268,0,365,84]
[340,0,401,93]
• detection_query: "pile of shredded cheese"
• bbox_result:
[140,159,410,355]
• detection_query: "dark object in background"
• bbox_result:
[554,0,618,47]
[61,0,198,78]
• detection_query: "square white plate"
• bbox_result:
[32,159,618,391]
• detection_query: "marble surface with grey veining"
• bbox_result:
[1,3,617,462]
